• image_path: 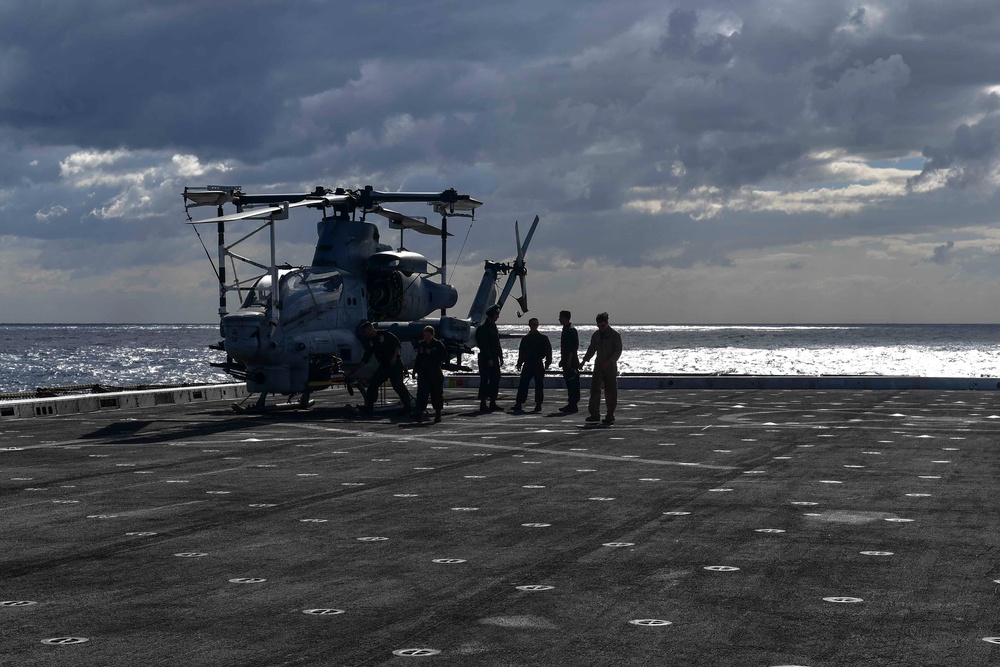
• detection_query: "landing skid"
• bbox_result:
[232,392,315,414]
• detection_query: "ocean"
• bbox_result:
[2,323,1000,393]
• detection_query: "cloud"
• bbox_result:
[2,1,1000,322]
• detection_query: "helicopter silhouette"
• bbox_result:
[182,184,539,412]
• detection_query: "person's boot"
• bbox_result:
[511,403,524,414]
[602,413,615,425]
[480,400,489,412]
[585,414,601,422]
[433,411,441,423]
[489,402,504,412]
[533,403,542,413]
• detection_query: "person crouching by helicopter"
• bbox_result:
[353,321,413,416]
[475,304,504,412]
[413,325,447,423]
[512,318,552,413]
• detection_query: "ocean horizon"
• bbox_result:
[3,322,1000,393]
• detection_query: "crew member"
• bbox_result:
[581,312,622,425]
[413,325,447,423]
[353,321,413,415]
[512,318,552,413]
[558,309,580,413]
[475,304,504,412]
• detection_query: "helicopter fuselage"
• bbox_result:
[220,217,466,395]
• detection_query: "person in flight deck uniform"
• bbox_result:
[413,325,447,423]
[476,304,504,412]
[353,321,413,415]
[581,311,622,425]
[512,317,552,413]
[558,310,580,413]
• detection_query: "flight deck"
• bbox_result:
[3,386,1000,666]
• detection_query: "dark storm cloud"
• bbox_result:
[3,0,1000,322]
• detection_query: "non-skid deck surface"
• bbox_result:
[2,388,1000,666]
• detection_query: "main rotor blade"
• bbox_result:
[372,206,449,236]
[186,195,351,224]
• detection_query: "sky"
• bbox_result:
[3,0,1000,324]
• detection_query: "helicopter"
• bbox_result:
[182,184,539,412]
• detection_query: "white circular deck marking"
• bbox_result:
[982,637,1000,644]
[603,542,635,547]
[818,480,843,484]
[432,559,467,564]
[704,566,740,572]
[843,465,864,469]
[303,608,345,615]
[175,552,207,557]
[229,578,266,584]
[773,456,792,460]
[451,507,479,511]
[919,476,941,479]
[861,551,893,556]
[393,648,441,657]
[522,523,551,527]
[906,493,932,497]
[464,475,485,479]
[714,450,732,453]
[708,488,733,492]
[756,529,786,533]
[639,478,661,482]
[629,619,672,626]
[522,485,546,489]
[516,585,554,591]
[744,470,766,475]
[589,497,615,501]
[884,518,914,522]
[663,511,691,516]
[357,537,389,541]
[0,447,24,451]
[41,637,89,645]
[823,597,863,603]
[1,600,37,607]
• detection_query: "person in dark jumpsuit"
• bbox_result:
[353,321,412,415]
[413,325,446,423]
[475,304,504,412]
[512,317,552,413]
[558,310,580,413]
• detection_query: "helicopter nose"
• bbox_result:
[222,312,266,359]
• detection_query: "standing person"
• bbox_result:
[413,325,446,423]
[353,321,413,415]
[581,312,622,425]
[475,304,504,412]
[558,310,580,413]
[512,318,552,413]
